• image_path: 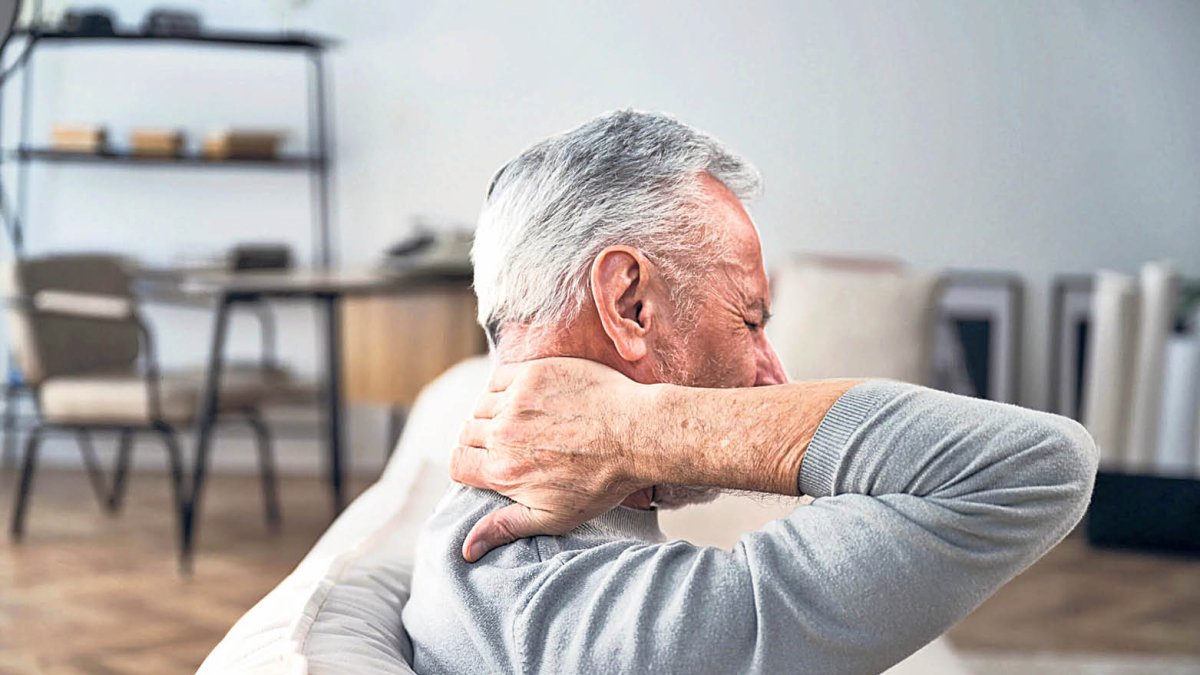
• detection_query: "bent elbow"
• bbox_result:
[1034,414,1100,523]
[979,413,1100,565]
[1056,417,1099,490]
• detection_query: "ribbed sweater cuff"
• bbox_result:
[798,382,893,498]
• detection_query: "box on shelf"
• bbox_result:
[50,124,107,153]
[130,128,185,157]
[202,130,286,160]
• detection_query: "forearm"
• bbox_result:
[500,381,1100,673]
[634,379,862,496]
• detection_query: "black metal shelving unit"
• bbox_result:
[0,26,339,475]
[0,27,338,267]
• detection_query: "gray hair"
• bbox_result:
[472,110,761,345]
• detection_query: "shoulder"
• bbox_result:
[407,485,553,615]
[416,484,549,572]
[404,485,558,670]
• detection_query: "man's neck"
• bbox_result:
[493,316,608,365]
[493,318,657,510]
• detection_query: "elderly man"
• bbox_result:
[402,110,1097,674]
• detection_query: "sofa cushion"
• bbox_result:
[768,262,942,384]
[303,556,415,674]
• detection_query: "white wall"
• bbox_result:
[5,1,1199,471]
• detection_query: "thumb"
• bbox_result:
[461,503,542,563]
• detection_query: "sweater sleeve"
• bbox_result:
[513,381,1098,674]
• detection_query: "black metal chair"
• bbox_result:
[6,254,283,550]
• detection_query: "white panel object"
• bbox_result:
[1082,271,1139,468]
[1125,261,1180,470]
[1155,335,1200,474]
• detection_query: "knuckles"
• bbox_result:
[456,425,474,448]
[489,421,524,447]
[487,458,528,490]
[506,387,540,416]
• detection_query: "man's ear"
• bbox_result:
[590,246,657,363]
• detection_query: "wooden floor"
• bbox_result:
[948,528,1200,656]
[1,469,1198,674]
[0,468,369,674]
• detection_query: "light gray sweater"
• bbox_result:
[402,381,1098,674]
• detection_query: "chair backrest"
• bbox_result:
[7,254,140,384]
[766,257,944,385]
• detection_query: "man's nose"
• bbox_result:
[754,335,788,386]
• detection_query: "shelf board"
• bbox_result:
[11,28,333,51]
[9,147,324,169]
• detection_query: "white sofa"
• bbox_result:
[201,356,969,674]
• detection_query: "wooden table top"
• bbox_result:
[135,265,473,300]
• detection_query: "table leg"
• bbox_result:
[322,294,346,513]
[180,295,233,573]
[2,383,20,470]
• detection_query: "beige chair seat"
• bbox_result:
[39,366,309,426]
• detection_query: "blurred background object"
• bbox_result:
[49,122,106,152]
[129,127,183,157]
[140,7,200,37]
[59,6,115,36]
[201,129,286,160]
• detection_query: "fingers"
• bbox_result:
[462,503,542,563]
[458,417,490,449]
[449,445,486,488]
[488,363,520,392]
[472,390,504,419]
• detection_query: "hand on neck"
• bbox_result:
[494,313,661,513]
